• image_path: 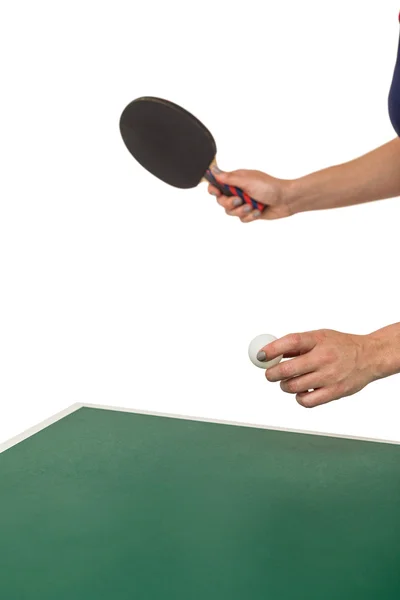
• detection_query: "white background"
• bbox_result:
[1,0,400,445]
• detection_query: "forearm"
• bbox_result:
[288,138,400,213]
[366,323,400,380]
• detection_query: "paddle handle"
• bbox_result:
[205,170,265,213]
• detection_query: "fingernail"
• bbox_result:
[257,351,267,362]
[210,190,218,196]
[252,210,261,218]
[243,205,252,213]
[233,198,243,207]
[212,165,222,174]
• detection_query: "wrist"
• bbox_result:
[282,165,346,214]
[363,326,400,380]
[283,177,313,215]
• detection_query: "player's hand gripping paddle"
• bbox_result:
[119,97,265,212]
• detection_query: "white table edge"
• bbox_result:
[1,402,399,453]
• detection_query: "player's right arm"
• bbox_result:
[209,137,400,222]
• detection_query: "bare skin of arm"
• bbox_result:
[208,139,400,406]
[208,137,400,221]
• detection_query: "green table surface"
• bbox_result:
[1,405,400,599]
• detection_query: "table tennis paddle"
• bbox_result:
[119,97,265,212]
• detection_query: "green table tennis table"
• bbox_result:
[1,403,400,599]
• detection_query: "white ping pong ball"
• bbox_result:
[248,334,283,370]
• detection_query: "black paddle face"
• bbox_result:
[119,96,266,213]
[119,97,217,189]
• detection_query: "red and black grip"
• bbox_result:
[205,170,265,213]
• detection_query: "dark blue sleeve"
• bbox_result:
[388,14,400,135]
